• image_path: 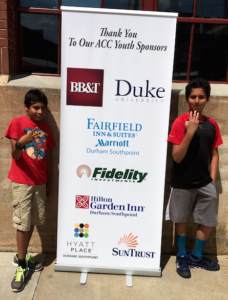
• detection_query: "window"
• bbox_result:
[18,13,58,74]
[17,0,61,75]
[16,0,228,83]
[157,0,228,83]
[16,0,142,75]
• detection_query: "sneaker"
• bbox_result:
[188,254,220,271]
[176,255,191,278]
[12,253,43,272]
[11,266,29,292]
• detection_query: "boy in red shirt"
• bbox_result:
[166,78,222,278]
[5,90,55,292]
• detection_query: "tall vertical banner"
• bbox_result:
[55,7,177,276]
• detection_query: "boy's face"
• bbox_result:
[186,88,209,114]
[24,102,47,122]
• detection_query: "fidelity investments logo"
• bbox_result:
[67,68,104,107]
[76,165,147,183]
[77,165,91,178]
[112,233,155,258]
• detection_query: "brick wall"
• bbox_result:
[0,0,16,76]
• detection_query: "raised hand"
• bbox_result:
[18,127,40,146]
[185,111,199,136]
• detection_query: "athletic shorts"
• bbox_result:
[165,181,218,227]
[12,182,46,232]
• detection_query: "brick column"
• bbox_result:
[0,0,16,84]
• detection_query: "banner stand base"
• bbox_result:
[80,272,87,285]
[54,262,161,278]
[126,275,132,287]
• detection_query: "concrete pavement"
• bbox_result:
[1,253,228,300]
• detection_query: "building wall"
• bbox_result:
[0,82,227,254]
[0,0,16,83]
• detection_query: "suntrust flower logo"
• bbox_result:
[112,233,155,258]
[118,233,138,248]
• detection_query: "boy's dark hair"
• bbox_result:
[24,89,48,108]
[185,78,211,100]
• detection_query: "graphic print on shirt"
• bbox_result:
[24,128,48,160]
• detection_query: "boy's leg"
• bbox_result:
[175,222,187,236]
[169,188,197,278]
[11,183,33,292]
[27,225,34,249]
[189,182,219,271]
[17,230,29,262]
[22,184,46,272]
[13,184,45,272]
[175,223,190,278]
[189,224,212,259]
[196,224,212,240]
[175,223,187,256]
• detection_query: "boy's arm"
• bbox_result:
[11,139,23,160]
[10,127,40,160]
[46,148,53,199]
[210,148,219,182]
[172,111,199,163]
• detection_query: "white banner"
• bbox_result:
[55,7,177,276]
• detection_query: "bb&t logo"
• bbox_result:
[67,68,104,106]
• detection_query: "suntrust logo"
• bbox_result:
[118,233,138,248]
[67,68,103,106]
[112,234,155,258]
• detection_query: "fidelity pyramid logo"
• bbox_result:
[77,165,91,178]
